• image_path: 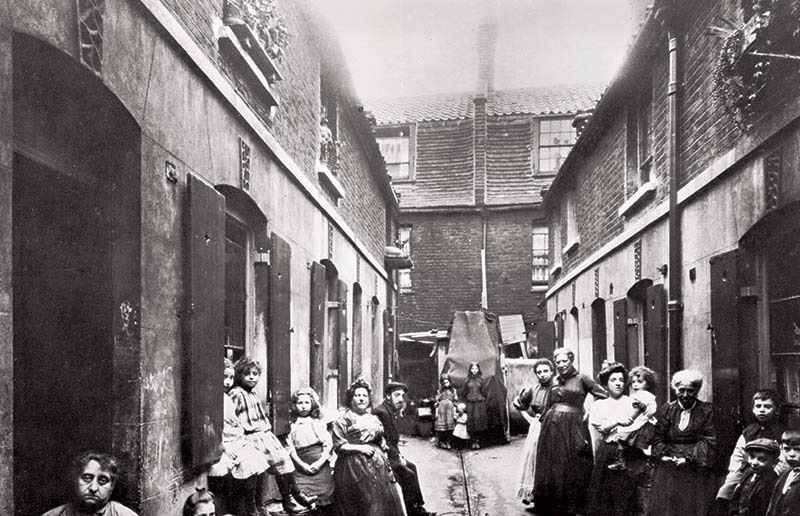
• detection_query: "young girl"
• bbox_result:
[286,387,335,514]
[452,403,470,448]
[434,374,458,449]
[208,358,268,516]
[606,365,658,470]
[460,362,488,450]
[183,487,220,516]
[228,356,317,515]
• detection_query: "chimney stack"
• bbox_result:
[475,11,499,98]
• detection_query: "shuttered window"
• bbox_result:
[532,226,549,284]
[398,226,412,292]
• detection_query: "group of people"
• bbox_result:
[511,347,800,516]
[433,362,489,450]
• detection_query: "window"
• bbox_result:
[376,126,414,181]
[565,191,579,252]
[626,77,653,193]
[225,216,249,362]
[398,226,412,292]
[532,226,549,284]
[538,118,577,174]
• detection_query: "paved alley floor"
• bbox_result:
[400,434,541,516]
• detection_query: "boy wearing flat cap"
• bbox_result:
[729,438,781,516]
[373,382,436,516]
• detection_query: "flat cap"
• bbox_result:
[745,438,780,457]
[384,381,408,396]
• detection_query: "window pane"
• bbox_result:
[398,269,412,290]
[532,226,549,283]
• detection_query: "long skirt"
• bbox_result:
[533,410,593,514]
[648,461,716,516]
[586,440,649,516]
[333,444,405,516]
[465,399,488,433]
[294,443,335,506]
[517,417,541,501]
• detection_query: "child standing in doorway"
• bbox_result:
[435,374,458,449]
[228,357,318,515]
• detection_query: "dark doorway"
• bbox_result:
[13,154,113,514]
[591,299,607,375]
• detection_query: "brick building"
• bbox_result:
[0,0,400,513]
[543,0,800,468]
[366,18,601,396]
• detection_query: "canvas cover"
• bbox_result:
[442,311,509,442]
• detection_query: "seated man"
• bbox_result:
[373,381,436,516]
[41,451,138,516]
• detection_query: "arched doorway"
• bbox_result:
[12,34,141,514]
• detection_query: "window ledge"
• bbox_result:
[530,284,549,293]
[563,239,580,255]
[216,22,280,109]
[618,181,657,219]
[317,162,346,200]
[549,263,563,277]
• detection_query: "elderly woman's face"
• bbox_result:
[607,372,626,398]
[535,365,553,384]
[675,382,698,406]
[554,354,572,375]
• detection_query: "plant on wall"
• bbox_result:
[712,0,800,131]
[224,0,290,61]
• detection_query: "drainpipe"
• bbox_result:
[660,2,683,383]
[481,215,488,309]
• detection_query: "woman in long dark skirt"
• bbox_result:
[586,362,653,516]
[533,347,606,515]
[648,369,717,516]
[460,362,489,450]
[331,378,404,516]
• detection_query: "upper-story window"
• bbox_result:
[398,225,413,292]
[538,118,577,174]
[376,125,415,181]
[626,76,653,193]
[565,190,579,253]
[532,226,549,284]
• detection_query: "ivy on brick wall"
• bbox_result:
[712,0,800,131]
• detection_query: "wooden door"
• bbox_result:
[269,232,292,436]
[310,262,326,396]
[645,284,667,406]
[538,321,556,360]
[613,298,628,365]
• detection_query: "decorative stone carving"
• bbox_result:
[77,0,105,75]
[634,240,642,281]
[239,137,251,191]
[764,150,781,212]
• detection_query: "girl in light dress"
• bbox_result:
[434,374,458,449]
[286,387,335,514]
[606,365,658,470]
[227,356,317,515]
[452,403,470,448]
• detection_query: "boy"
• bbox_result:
[764,430,800,516]
[717,390,786,506]
[728,438,781,516]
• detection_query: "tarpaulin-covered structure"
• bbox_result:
[442,310,509,444]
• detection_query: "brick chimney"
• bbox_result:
[475,12,499,98]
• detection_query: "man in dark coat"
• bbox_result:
[373,381,436,516]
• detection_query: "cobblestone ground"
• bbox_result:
[401,434,540,516]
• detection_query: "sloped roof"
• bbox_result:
[367,83,603,125]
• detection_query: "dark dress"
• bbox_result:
[460,375,488,434]
[533,366,606,514]
[648,399,717,516]
[331,410,404,516]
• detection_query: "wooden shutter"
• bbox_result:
[537,321,556,360]
[337,280,349,405]
[645,284,667,406]
[591,300,607,376]
[310,262,326,395]
[556,315,565,348]
[711,250,742,470]
[613,298,628,365]
[185,173,225,467]
[268,232,292,436]
[383,309,394,381]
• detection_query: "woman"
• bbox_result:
[331,378,405,516]
[513,358,555,505]
[460,362,489,450]
[648,370,717,516]
[533,347,606,515]
[586,362,652,516]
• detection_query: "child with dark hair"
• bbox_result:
[718,389,786,510]
[434,374,458,449]
[183,487,218,516]
[228,356,317,515]
[286,387,334,513]
[729,438,781,516]
[764,430,800,516]
[460,362,488,450]
[606,365,658,471]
